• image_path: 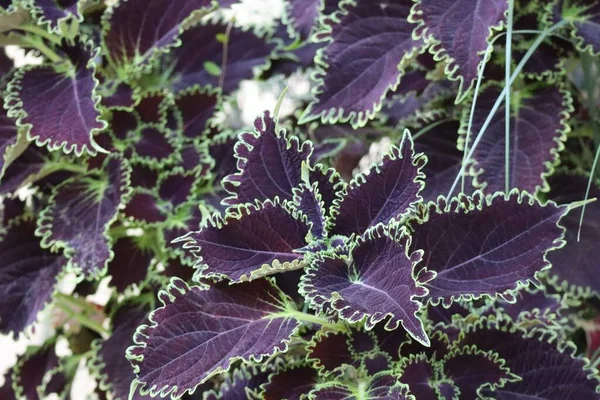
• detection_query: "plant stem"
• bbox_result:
[54,293,109,336]
[17,25,63,45]
[460,29,545,193]
[504,0,515,195]
[277,309,348,332]
[448,20,567,198]
[21,35,63,63]
[412,118,451,141]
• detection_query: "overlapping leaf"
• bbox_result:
[174,86,220,139]
[408,191,567,305]
[546,172,600,296]
[467,83,572,193]
[552,0,600,55]
[204,365,270,400]
[457,317,600,398]
[101,0,215,70]
[223,111,312,205]
[260,362,318,399]
[178,200,309,283]
[13,341,66,400]
[0,217,66,335]
[440,346,518,398]
[91,303,150,400]
[106,236,153,292]
[331,131,425,236]
[5,40,106,155]
[37,154,131,277]
[301,225,434,346]
[27,0,83,33]
[163,21,279,93]
[300,0,424,127]
[411,0,507,100]
[127,278,301,398]
[308,373,411,399]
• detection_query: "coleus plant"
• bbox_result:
[0,0,600,399]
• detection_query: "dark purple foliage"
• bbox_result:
[261,364,317,400]
[331,132,425,236]
[5,41,105,155]
[37,154,131,277]
[127,279,300,398]
[301,0,424,127]
[0,217,66,335]
[165,22,278,93]
[106,237,153,292]
[102,0,214,68]
[412,0,508,99]
[179,200,309,282]
[92,303,150,400]
[223,112,312,205]
[302,225,434,346]
[469,84,570,193]
[408,191,567,304]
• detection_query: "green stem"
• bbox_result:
[504,0,515,196]
[55,293,109,336]
[17,25,63,45]
[448,20,567,198]
[21,35,63,63]
[277,310,348,332]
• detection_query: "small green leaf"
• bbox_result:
[203,61,221,77]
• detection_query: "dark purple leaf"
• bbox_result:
[412,0,507,99]
[468,84,571,193]
[178,200,309,282]
[28,0,80,33]
[261,363,317,400]
[109,109,138,141]
[162,257,194,281]
[127,278,301,398]
[175,86,220,139]
[546,173,600,296]
[91,303,150,400]
[294,183,327,239]
[351,330,377,354]
[309,164,345,214]
[209,134,238,185]
[484,286,566,326]
[373,323,410,362]
[414,120,469,202]
[106,236,153,292]
[13,342,64,400]
[205,365,270,400]
[362,352,392,376]
[157,170,197,207]
[384,81,453,127]
[0,141,47,195]
[129,163,159,189]
[301,225,434,346]
[331,132,425,236]
[307,330,354,375]
[0,217,66,335]
[408,191,567,305]
[123,191,167,225]
[284,0,321,38]
[398,354,439,399]
[441,346,518,399]
[101,82,136,109]
[457,317,600,398]
[102,0,214,69]
[37,154,131,277]
[311,138,347,164]
[131,126,178,166]
[300,0,424,127]
[166,22,278,93]
[268,41,322,76]
[5,41,106,155]
[399,330,451,361]
[134,91,168,124]
[1,197,25,226]
[223,111,313,205]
